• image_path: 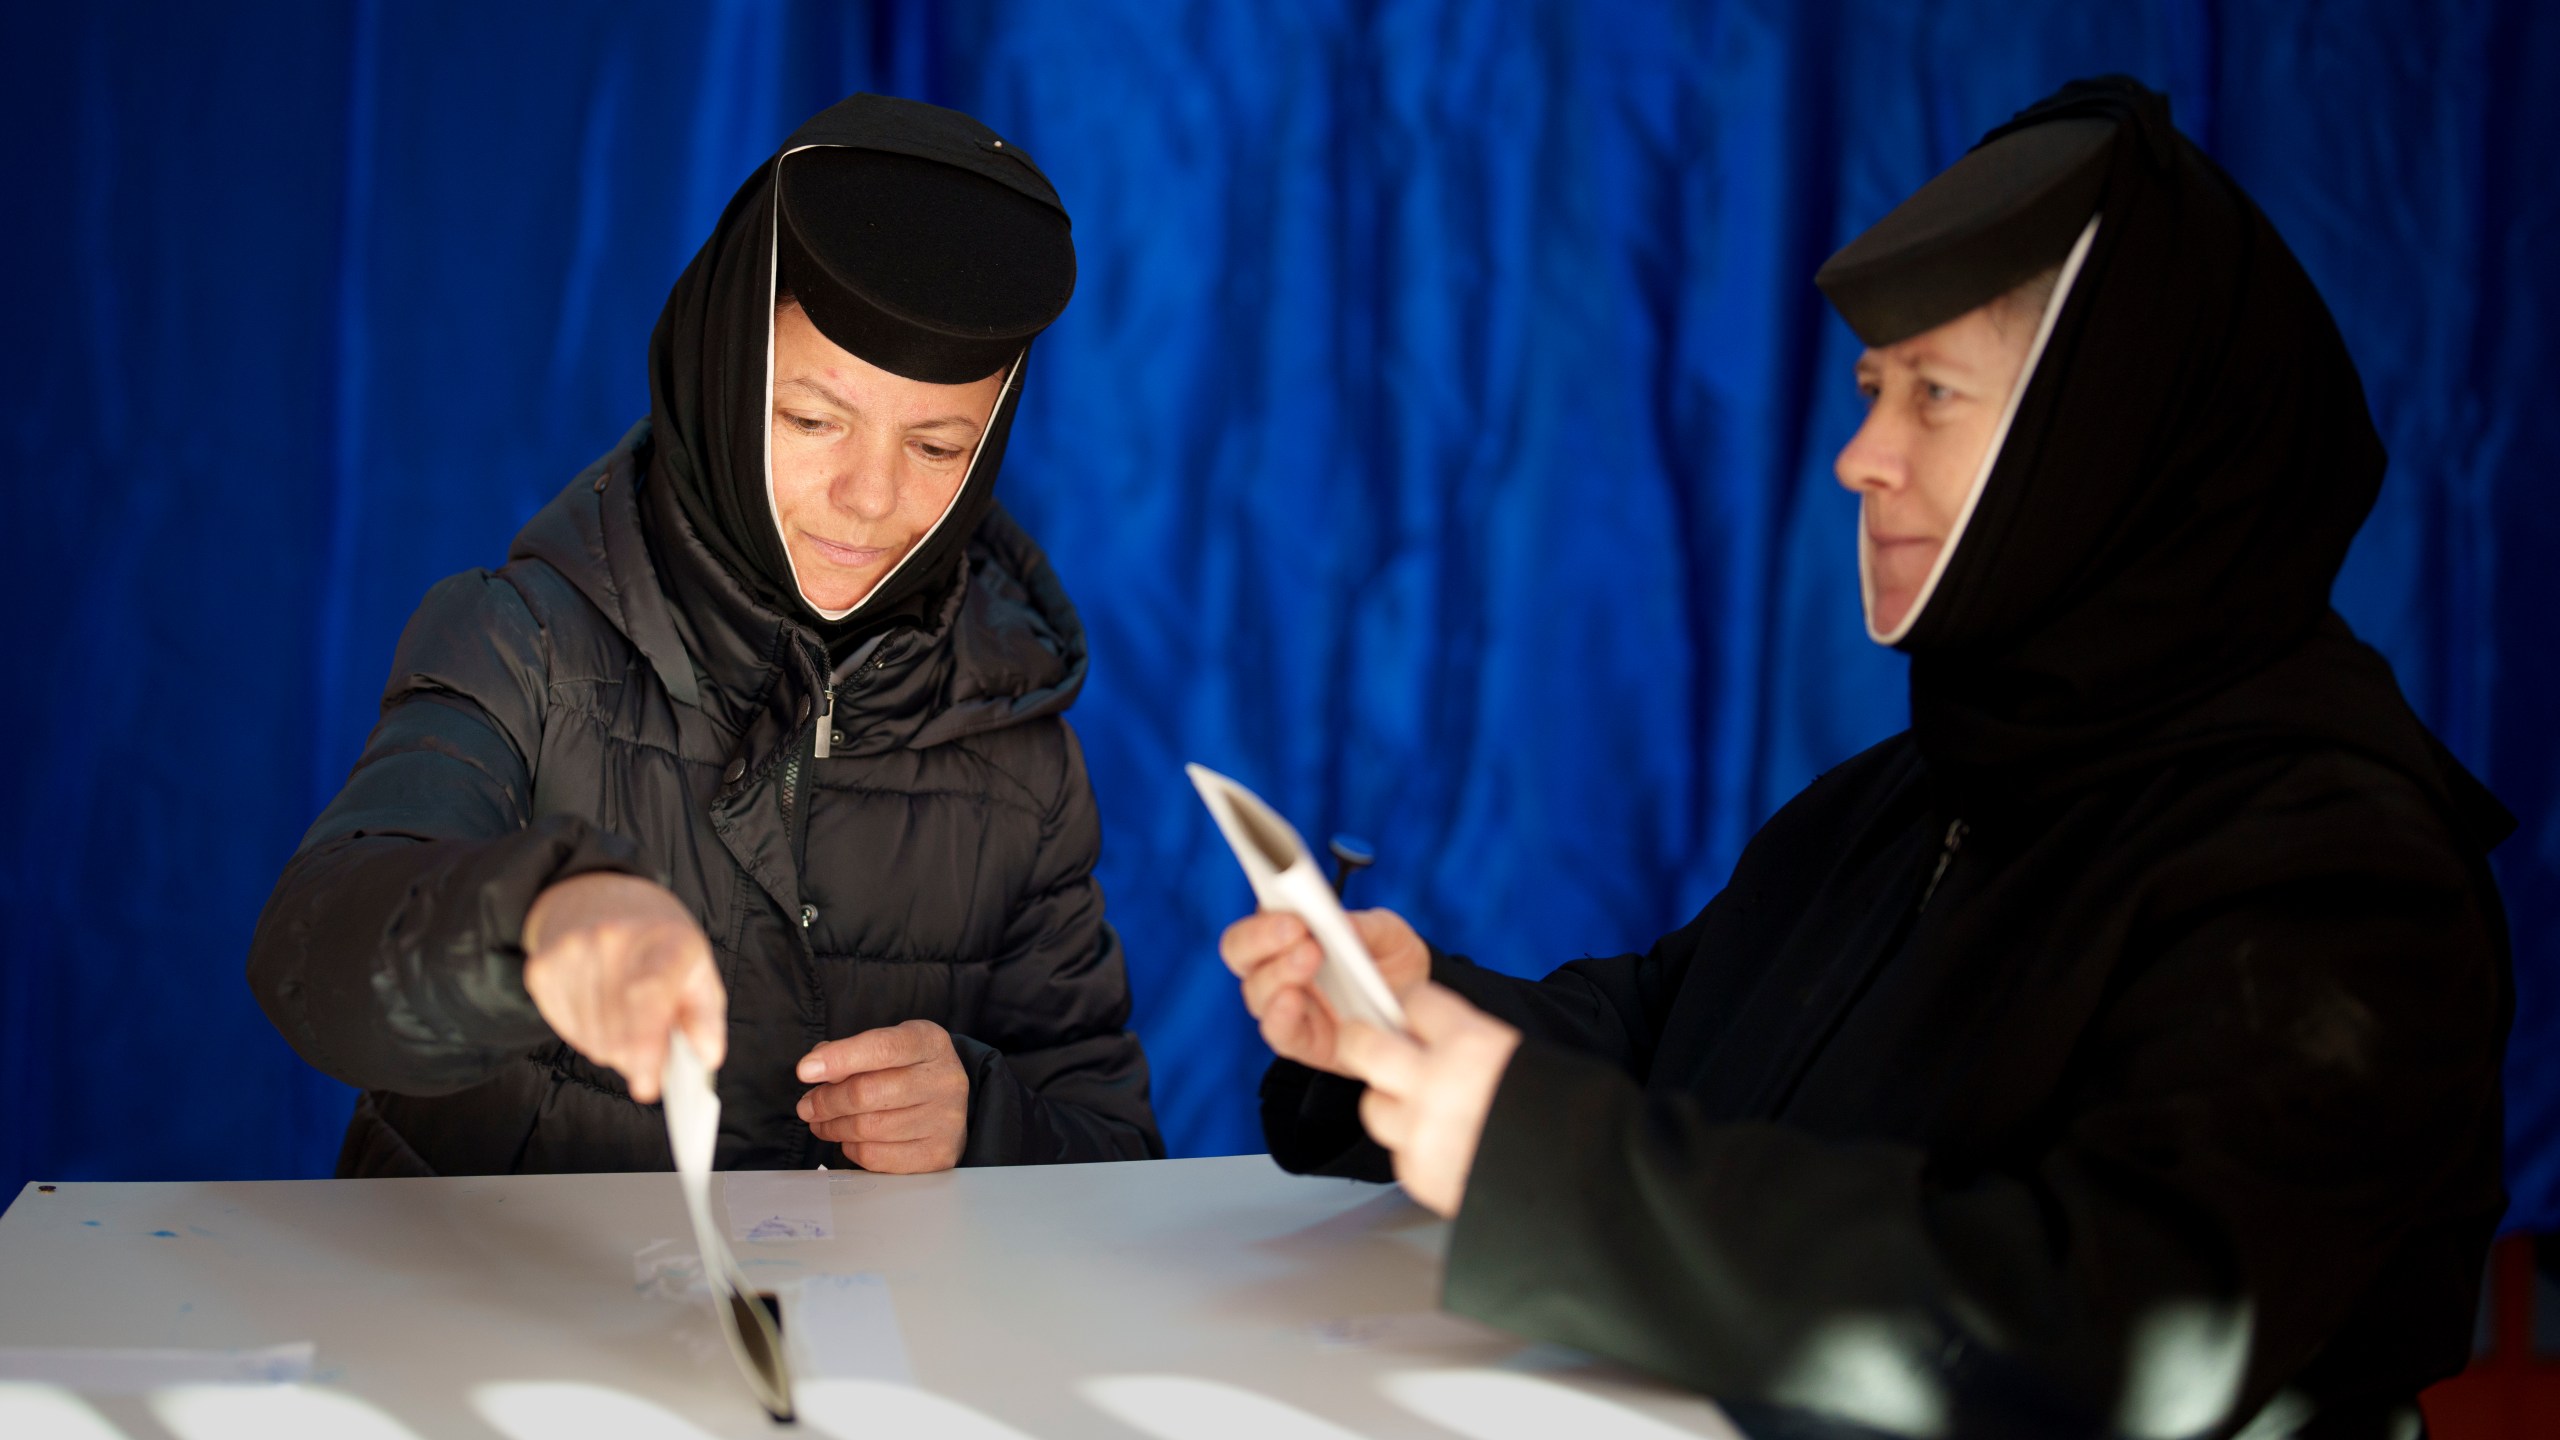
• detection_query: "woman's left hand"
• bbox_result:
[1335,984,1522,1217]
[795,1019,971,1172]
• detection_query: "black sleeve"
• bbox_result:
[1431,904,1706,1070]
[1441,853,2507,1434]
[955,722,1164,1165]
[1260,907,1710,1178]
[246,571,649,1096]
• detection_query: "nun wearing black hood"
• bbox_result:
[250,94,1162,1175]
[1228,79,2511,1436]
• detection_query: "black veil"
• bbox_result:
[1836,78,2508,838]
[642,93,1073,652]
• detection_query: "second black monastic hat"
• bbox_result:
[1816,117,2113,348]
[775,99,1076,385]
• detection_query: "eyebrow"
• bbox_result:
[776,377,985,435]
[775,376,849,409]
[1887,340,1973,375]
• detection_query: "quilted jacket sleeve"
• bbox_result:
[247,570,648,1096]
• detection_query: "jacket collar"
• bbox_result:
[509,420,700,707]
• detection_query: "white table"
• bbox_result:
[0,1156,1741,1439]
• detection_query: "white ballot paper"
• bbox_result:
[1186,763,1408,1033]
[663,1031,796,1421]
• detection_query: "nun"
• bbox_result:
[1223,77,2510,1436]
[251,93,1161,1175]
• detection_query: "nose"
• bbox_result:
[1834,406,1909,498]
[830,442,900,522]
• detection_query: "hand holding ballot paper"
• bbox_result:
[1193,765,1425,1056]
[1195,766,1518,1216]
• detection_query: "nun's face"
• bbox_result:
[769,300,1008,612]
[1834,301,2039,635]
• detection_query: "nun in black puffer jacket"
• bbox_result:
[249,92,1162,1177]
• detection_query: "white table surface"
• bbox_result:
[0,1155,1742,1439]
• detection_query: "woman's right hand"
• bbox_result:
[1219,908,1430,1077]
[522,872,726,1103]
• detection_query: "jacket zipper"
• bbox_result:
[1918,817,1968,912]
[811,640,893,760]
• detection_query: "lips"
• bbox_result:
[1864,530,1941,593]
[805,533,894,569]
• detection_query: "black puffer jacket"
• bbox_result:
[249,422,1160,1175]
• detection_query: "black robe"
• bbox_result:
[1262,79,2512,1438]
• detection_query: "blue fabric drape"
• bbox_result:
[4,1,2554,1228]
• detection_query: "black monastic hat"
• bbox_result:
[1816,117,2113,348]
[775,97,1076,384]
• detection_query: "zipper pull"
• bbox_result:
[1919,817,1968,911]
[812,686,834,759]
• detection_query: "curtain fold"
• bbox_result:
[3,0,2552,1229]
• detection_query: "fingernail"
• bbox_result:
[795,1096,812,1120]
[796,1056,823,1081]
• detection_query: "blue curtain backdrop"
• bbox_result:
[4,1,2555,1224]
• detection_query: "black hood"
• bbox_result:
[643,93,1073,654]
[1843,77,2507,844]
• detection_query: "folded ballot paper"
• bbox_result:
[1186,764,1408,1034]
[662,1031,796,1422]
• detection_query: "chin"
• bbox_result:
[1862,542,1938,638]
[809,584,879,612]
[789,555,885,613]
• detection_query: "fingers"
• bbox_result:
[1350,908,1428,995]
[794,1023,969,1172]
[1239,937,1323,1019]
[530,930,684,1102]
[1230,913,1384,1075]
[797,1060,949,1122]
[609,960,678,1103]
[1347,909,1406,955]
[1219,912,1311,977]
[607,928,712,1101]
[1339,983,1519,1219]
[1259,985,1341,1070]
[1334,1019,1422,1094]
[798,1018,949,1083]
[808,1101,950,1145]
[1359,1086,1413,1150]
[624,1050,664,1105]
[676,942,727,1073]
[520,879,724,1102]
